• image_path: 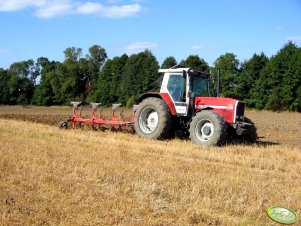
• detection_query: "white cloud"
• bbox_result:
[77,2,141,18]
[286,35,301,41]
[35,0,74,18]
[191,45,212,51]
[0,0,45,11]
[100,4,141,18]
[191,45,202,50]
[77,2,103,14]
[0,0,142,18]
[124,41,158,55]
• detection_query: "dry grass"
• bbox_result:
[1,114,301,225]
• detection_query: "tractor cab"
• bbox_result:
[158,65,211,116]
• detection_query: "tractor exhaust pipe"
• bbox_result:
[217,68,221,97]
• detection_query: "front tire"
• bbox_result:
[134,97,171,139]
[189,110,227,146]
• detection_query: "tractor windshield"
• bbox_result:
[190,75,209,97]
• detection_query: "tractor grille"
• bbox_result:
[235,101,245,122]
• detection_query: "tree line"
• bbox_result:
[0,42,300,111]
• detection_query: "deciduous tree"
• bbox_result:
[161,56,177,69]
[211,53,240,98]
[180,55,209,72]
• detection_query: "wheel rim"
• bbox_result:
[195,119,214,142]
[139,107,159,134]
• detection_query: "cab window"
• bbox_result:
[190,75,209,97]
[167,74,185,102]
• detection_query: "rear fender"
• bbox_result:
[137,92,177,115]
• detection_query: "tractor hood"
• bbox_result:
[194,97,245,124]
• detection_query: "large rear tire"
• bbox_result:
[134,97,171,139]
[189,110,227,146]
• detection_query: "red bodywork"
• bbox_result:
[194,97,238,124]
[138,92,177,115]
[140,93,239,125]
[160,93,177,115]
[69,94,239,129]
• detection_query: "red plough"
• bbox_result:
[59,102,137,132]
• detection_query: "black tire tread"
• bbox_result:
[189,110,227,146]
[134,97,171,139]
[242,117,258,143]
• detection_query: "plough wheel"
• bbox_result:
[59,121,68,130]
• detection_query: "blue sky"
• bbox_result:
[0,0,300,69]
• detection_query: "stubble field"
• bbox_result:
[0,105,300,225]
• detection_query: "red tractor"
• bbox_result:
[134,65,257,146]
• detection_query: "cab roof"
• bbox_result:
[158,64,211,78]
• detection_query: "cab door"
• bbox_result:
[160,72,189,116]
